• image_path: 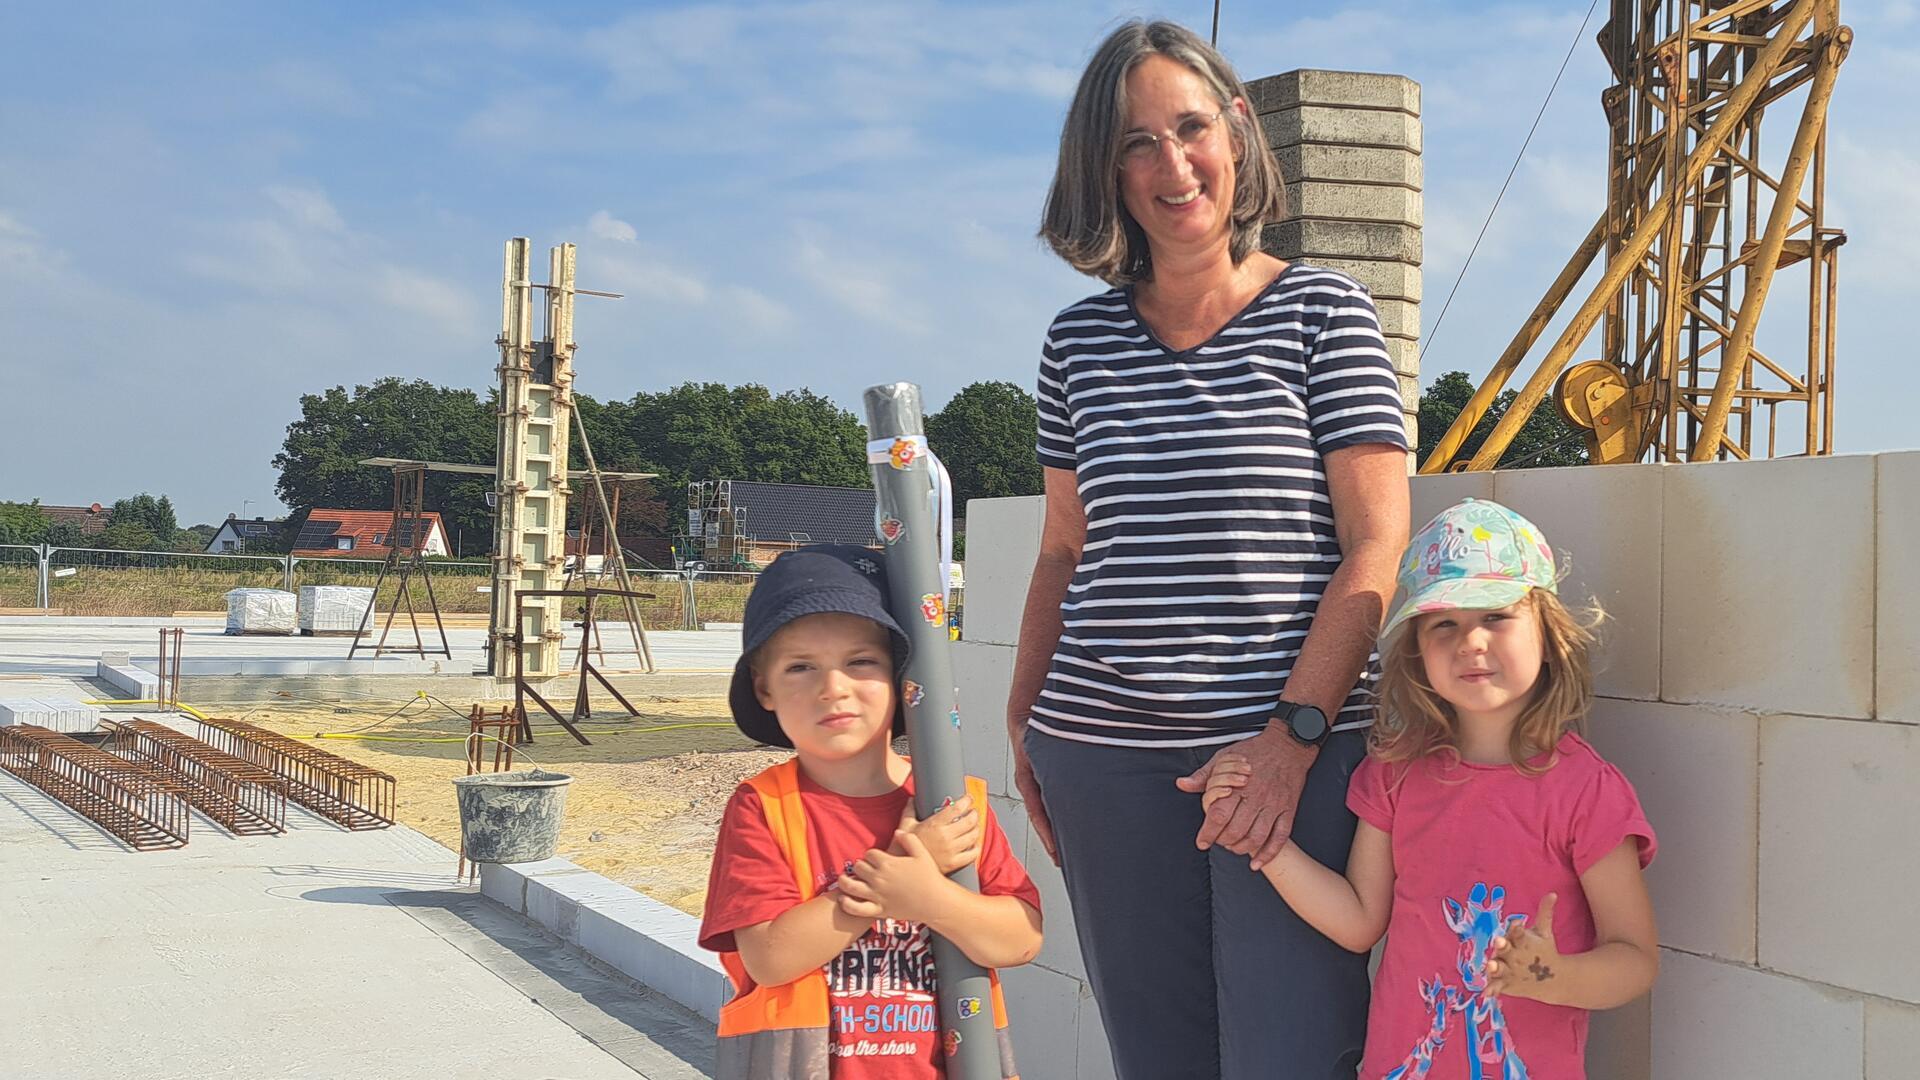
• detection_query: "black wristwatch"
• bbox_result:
[1274,701,1330,747]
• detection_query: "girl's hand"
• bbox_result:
[837,831,952,925]
[1198,752,1253,814]
[896,795,982,875]
[1486,892,1566,1004]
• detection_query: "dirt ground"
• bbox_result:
[231,694,789,916]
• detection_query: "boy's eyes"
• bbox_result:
[780,655,883,674]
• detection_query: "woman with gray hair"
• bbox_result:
[1005,20,1410,1078]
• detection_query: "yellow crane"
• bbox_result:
[1424,0,1850,471]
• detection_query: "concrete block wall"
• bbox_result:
[1249,69,1423,441]
[960,451,1918,1079]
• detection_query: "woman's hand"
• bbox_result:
[1175,727,1317,871]
[1009,720,1058,865]
[837,831,954,925]
[1485,893,1564,1004]
[897,795,982,875]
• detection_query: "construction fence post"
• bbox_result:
[37,545,50,609]
[683,572,698,630]
[283,553,296,592]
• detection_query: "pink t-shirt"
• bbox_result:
[1347,733,1655,1080]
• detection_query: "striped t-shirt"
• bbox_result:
[1030,263,1410,748]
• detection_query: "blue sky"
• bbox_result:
[4,1,1913,526]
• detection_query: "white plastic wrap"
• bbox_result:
[225,588,298,635]
[299,585,374,632]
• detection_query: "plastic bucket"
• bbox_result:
[452,769,574,864]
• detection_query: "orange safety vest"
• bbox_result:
[715,759,1019,1079]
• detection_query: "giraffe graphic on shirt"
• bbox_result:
[1384,978,1468,1080]
[1389,881,1533,1080]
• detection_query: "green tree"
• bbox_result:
[272,378,496,545]
[586,382,868,492]
[1415,371,1590,471]
[95,494,180,551]
[0,501,51,546]
[925,381,1045,513]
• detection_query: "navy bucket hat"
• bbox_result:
[728,544,911,748]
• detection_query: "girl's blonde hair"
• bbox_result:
[1370,589,1602,773]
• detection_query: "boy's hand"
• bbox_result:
[1486,893,1565,1004]
[896,795,982,875]
[836,830,953,925]
[1191,750,1253,814]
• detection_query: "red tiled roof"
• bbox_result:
[293,509,446,559]
[41,503,111,534]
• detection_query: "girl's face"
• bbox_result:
[1416,599,1546,730]
[1117,54,1240,260]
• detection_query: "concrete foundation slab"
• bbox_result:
[0,768,714,1079]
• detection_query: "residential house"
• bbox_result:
[291,509,449,558]
[205,514,285,554]
[701,480,879,567]
[40,503,111,536]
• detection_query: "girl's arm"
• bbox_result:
[731,895,874,988]
[1259,822,1395,953]
[838,832,1044,969]
[1485,839,1659,1009]
[1202,755,1394,953]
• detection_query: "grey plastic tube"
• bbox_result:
[863,382,999,1080]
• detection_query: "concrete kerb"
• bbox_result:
[481,858,730,1023]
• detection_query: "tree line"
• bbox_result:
[0,494,215,552]
[0,372,1584,560]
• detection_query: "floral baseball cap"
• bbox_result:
[1381,498,1558,642]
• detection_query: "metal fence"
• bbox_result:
[0,545,966,634]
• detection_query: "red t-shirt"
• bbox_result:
[1348,733,1656,1080]
[700,769,1041,1079]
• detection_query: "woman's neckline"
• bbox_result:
[1124,262,1301,356]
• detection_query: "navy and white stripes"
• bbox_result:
[1031,264,1409,748]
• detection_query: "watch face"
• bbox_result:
[1290,706,1329,742]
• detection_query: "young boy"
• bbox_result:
[700,545,1043,1079]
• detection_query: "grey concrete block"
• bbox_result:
[96,660,159,698]
[1310,257,1422,302]
[1262,105,1422,153]
[1247,69,1421,115]
[1287,180,1423,226]
[1385,336,1421,379]
[1374,297,1421,341]
[1265,219,1422,264]
[1275,143,1423,189]
[1398,373,1422,413]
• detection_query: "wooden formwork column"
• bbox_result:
[490,240,576,678]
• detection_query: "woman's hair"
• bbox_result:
[1038,19,1289,285]
[1369,589,1602,773]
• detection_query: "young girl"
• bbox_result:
[1203,498,1658,1079]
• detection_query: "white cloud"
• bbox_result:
[588,210,638,243]
[265,185,345,233]
[791,221,932,337]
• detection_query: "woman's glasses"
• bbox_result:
[1118,110,1226,170]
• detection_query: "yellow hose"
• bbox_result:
[81,695,732,742]
[304,720,733,743]
[84,698,211,721]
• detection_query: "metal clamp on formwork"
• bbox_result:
[0,725,190,850]
[103,719,288,836]
[195,718,395,830]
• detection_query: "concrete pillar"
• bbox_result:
[1250,69,1423,444]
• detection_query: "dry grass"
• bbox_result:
[0,563,763,625]
[229,695,782,916]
